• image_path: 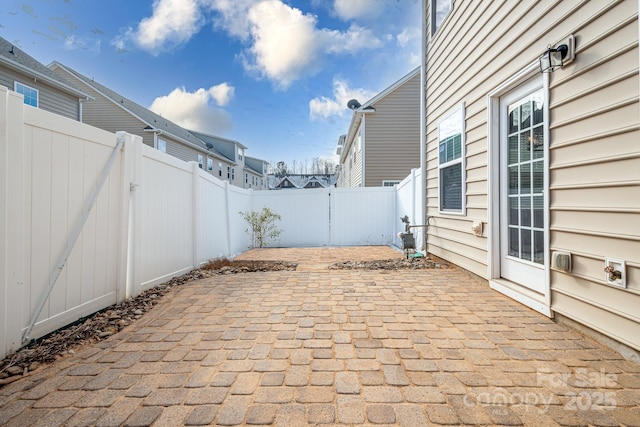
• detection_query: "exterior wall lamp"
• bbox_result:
[539,35,575,73]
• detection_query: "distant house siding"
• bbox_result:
[0,67,79,120]
[425,0,640,350]
[365,72,420,186]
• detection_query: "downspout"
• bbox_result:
[420,0,428,252]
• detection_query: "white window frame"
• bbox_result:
[197,154,204,169]
[382,180,401,187]
[227,166,231,179]
[15,81,39,107]
[237,147,244,161]
[207,158,213,171]
[437,102,466,215]
[431,0,453,37]
[219,162,223,177]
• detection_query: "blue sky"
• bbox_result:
[1,0,421,169]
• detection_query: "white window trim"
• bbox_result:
[197,154,204,169]
[437,102,466,215]
[486,61,552,316]
[430,0,453,38]
[207,158,213,171]
[14,81,39,107]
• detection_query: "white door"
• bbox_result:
[499,80,546,294]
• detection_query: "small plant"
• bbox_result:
[239,207,283,248]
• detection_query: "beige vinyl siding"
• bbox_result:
[365,72,421,186]
[425,0,640,350]
[0,67,79,120]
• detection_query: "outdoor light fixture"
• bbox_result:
[539,44,568,73]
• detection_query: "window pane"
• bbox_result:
[520,101,531,129]
[509,197,519,225]
[521,229,532,261]
[533,196,544,228]
[520,196,531,227]
[532,125,543,159]
[508,135,519,164]
[432,0,452,33]
[508,106,519,134]
[532,92,543,125]
[509,227,519,257]
[440,163,462,211]
[508,166,518,194]
[520,131,530,162]
[520,162,530,194]
[534,231,544,265]
[533,160,543,193]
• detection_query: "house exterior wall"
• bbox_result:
[339,125,364,187]
[49,67,242,185]
[0,67,79,120]
[424,0,640,350]
[365,72,421,186]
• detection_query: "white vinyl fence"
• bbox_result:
[0,86,423,359]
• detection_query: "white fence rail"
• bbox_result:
[0,86,423,359]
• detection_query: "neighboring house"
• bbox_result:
[0,37,89,120]
[48,61,239,182]
[244,156,269,190]
[336,67,420,187]
[423,1,640,352]
[269,174,336,190]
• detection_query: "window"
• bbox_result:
[431,0,452,36]
[231,168,235,180]
[197,154,204,169]
[245,173,248,184]
[237,147,244,161]
[227,166,231,179]
[207,158,213,171]
[219,162,223,177]
[157,138,166,153]
[15,82,38,107]
[438,103,465,213]
[382,180,401,187]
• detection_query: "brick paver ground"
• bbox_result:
[1,246,639,426]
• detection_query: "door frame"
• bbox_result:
[487,61,552,317]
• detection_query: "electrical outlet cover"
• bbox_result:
[605,258,626,288]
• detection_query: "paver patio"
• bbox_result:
[1,246,639,426]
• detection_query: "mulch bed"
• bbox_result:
[329,257,447,270]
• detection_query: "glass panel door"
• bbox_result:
[500,83,546,294]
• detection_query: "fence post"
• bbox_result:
[116,132,137,303]
[1,88,27,357]
[125,134,143,299]
[224,180,232,256]
[191,162,200,268]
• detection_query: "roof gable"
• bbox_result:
[0,37,88,99]
[48,61,233,160]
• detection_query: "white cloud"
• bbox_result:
[129,0,204,53]
[333,0,384,20]
[209,82,235,106]
[64,35,101,54]
[243,1,381,89]
[149,86,234,134]
[396,27,420,48]
[309,78,376,121]
[201,0,257,39]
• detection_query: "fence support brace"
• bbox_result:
[22,135,125,344]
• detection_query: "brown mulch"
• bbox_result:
[329,257,447,270]
[0,259,296,387]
